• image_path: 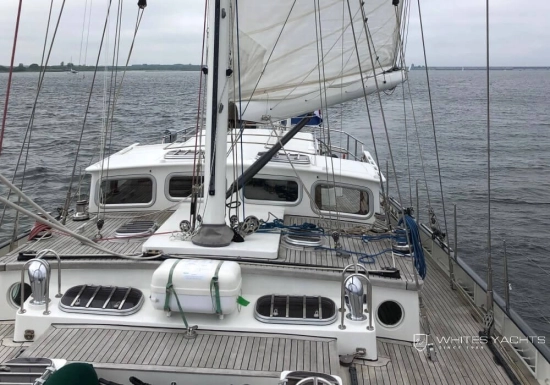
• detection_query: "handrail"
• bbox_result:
[339,264,373,331]
[19,258,51,315]
[160,125,368,158]
[313,128,365,160]
[36,249,62,298]
[158,124,371,168]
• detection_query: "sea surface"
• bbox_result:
[0,69,549,342]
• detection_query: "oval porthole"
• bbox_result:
[7,282,32,309]
[377,300,404,328]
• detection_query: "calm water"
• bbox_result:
[0,70,549,340]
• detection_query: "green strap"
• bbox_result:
[210,261,224,315]
[164,260,189,328]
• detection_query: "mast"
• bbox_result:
[192,0,234,247]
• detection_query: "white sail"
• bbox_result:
[231,0,404,122]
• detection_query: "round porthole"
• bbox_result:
[7,282,32,309]
[377,300,404,328]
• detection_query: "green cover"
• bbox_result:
[44,363,98,385]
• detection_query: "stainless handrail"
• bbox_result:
[19,259,51,315]
[36,249,62,298]
[160,124,369,164]
[315,128,365,160]
[339,264,373,331]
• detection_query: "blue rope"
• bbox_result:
[398,215,427,279]
[258,219,324,234]
[258,217,426,279]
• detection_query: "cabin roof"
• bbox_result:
[86,129,382,183]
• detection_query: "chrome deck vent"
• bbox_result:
[254,295,337,325]
[59,285,144,316]
[165,149,204,159]
[256,151,311,164]
[115,221,158,238]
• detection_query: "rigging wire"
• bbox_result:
[99,0,125,220]
[225,4,365,163]
[63,2,146,224]
[78,0,90,66]
[239,0,297,117]
[0,0,64,237]
[357,3,420,286]
[268,5,364,113]
[484,0,494,320]
[314,0,340,225]
[395,5,413,207]
[395,0,433,210]
[228,2,241,221]
[416,0,450,240]
[190,0,209,227]
[343,0,389,226]
[61,0,115,224]
[267,121,327,221]
[0,0,23,155]
[235,0,246,218]
[83,0,94,68]
[405,77,432,207]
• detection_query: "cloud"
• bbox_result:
[0,0,548,67]
[405,0,550,66]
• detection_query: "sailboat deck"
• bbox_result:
[0,323,25,363]
[279,216,419,286]
[0,254,514,384]
[344,256,513,385]
[0,213,419,287]
[19,325,340,378]
[0,211,174,270]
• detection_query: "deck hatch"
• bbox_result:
[256,151,310,164]
[254,295,337,325]
[115,220,158,238]
[165,149,204,159]
[59,285,144,316]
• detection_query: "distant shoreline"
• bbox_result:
[410,66,550,71]
[0,64,201,73]
[1,64,548,73]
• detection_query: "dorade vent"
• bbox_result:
[59,285,144,316]
[165,149,204,159]
[115,220,158,238]
[254,295,337,325]
[256,151,310,165]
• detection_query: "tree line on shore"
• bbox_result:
[0,63,201,72]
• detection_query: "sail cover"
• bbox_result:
[231,0,404,121]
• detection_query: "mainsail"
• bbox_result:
[231,0,405,122]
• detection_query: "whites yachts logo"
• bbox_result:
[413,333,428,352]
[413,333,545,351]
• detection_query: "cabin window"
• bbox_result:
[99,177,154,205]
[244,178,299,203]
[313,182,370,216]
[168,175,203,198]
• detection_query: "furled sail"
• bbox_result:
[231,0,405,122]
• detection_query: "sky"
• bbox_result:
[0,0,548,67]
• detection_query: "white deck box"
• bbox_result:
[150,259,242,316]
